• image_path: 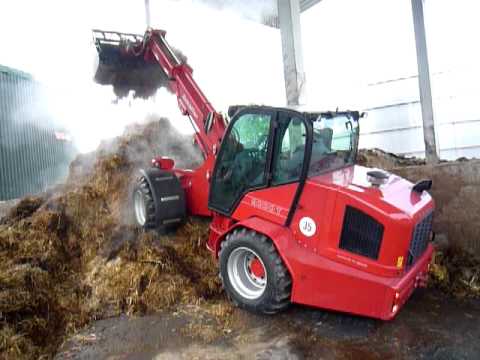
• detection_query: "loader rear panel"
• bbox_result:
[209,216,434,320]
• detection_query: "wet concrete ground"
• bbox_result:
[56,289,480,360]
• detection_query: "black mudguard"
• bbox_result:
[139,167,186,229]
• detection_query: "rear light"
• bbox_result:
[391,291,401,314]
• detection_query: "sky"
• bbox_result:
[0,0,479,152]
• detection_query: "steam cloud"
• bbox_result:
[190,0,277,22]
[0,0,285,156]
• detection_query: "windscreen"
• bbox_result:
[308,114,359,177]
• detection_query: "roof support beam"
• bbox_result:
[300,0,323,13]
[411,0,439,164]
[145,0,151,28]
[278,0,306,106]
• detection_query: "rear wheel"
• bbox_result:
[133,176,156,230]
[219,228,292,314]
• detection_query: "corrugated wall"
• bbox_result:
[359,68,480,160]
[0,65,76,200]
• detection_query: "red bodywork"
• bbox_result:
[123,29,434,320]
[146,31,226,216]
[207,166,435,320]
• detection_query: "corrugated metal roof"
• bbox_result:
[190,1,323,28]
[0,64,33,81]
[262,0,323,28]
[300,0,322,12]
[0,64,75,200]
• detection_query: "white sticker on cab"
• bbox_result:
[299,217,316,237]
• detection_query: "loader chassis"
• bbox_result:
[93,28,435,320]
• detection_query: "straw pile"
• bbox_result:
[429,248,480,298]
[357,148,426,170]
[0,118,224,359]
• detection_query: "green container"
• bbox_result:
[0,65,76,200]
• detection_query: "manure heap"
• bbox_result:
[0,118,225,359]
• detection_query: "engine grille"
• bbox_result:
[407,212,433,267]
[339,206,384,260]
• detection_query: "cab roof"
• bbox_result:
[227,104,361,121]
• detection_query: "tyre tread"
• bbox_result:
[219,228,292,315]
[135,176,157,230]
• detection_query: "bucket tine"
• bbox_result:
[92,29,168,98]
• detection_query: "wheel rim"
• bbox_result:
[134,189,147,226]
[227,247,267,300]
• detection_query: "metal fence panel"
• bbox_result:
[0,65,76,201]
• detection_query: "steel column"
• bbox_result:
[278,0,306,106]
[411,0,439,163]
[145,0,151,28]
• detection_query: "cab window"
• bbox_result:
[272,115,306,185]
[210,112,272,213]
[308,114,359,177]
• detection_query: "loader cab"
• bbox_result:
[209,106,360,218]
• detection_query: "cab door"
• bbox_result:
[210,108,310,226]
[232,111,310,225]
[209,109,274,215]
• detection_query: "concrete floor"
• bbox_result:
[56,290,480,360]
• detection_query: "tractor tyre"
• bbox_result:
[219,228,292,314]
[133,176,157,230]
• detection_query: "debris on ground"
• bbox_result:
[0,118,229,360]
[429,248,480,298]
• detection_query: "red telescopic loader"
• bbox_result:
[92,28,435,320]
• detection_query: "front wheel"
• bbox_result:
[219,228,292,314]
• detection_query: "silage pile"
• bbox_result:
[357,148,426,170]
[0,118,224,359]
[429,248,480,298]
